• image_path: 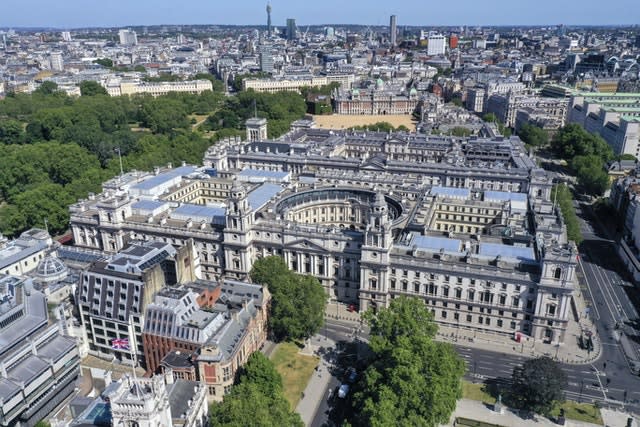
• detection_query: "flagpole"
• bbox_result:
[128,315,141,398]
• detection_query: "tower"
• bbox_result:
[286,18,297,41]
[245,117,268,141]
[266,2,272,35]
[359,192,393,312]
[389,15,397,47]
[223,182,254,279]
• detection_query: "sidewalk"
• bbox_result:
[325,296,601,365]
[295,336,335,426]
[442,399,635,427]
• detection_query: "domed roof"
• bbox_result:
[375,78,384,90]
[409,87,418,95]
[352,88,360,96]
[35,256,68,283]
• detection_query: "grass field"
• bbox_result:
[462,382,497,405]
[271,342,320,409]
[311,114,417,130]
[550,401,603,425]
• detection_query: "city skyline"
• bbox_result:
[1,0,639,28]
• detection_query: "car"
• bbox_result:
[346,367,357,383]
[338,383,350,399]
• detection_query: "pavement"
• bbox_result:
[442,398,636,427]
[295,336,335,427]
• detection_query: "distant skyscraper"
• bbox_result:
[50,51,64,71]
[61,31,71,42]
[259,45,274,73]
[266,2,272,35]
[118,29,138,46]
[286,18,297,41]
[390,15,397,47]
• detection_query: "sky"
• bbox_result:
[1,0,639,28]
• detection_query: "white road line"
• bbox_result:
[578,257,601,321]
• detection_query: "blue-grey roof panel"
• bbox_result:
[238,169,289,179]
[172,203,226,224]
[248,183,284,210]
[131,166,196,191]
[430,186,471,199]
[413,235,463,254]
[484,191,527,202]
[131,200,167,211]
[478,242,536,262]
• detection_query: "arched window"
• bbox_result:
[554,267,562,279]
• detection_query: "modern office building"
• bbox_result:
[259,45,274,74]
[286,18,296,41]
[390,15,397,47]
[118,29,138,46]
[0,275,80,426]
[77,240,198,367]
[70,123,577,346]
[568,92,640,157]
[49,51,64,72]
[427,34,447,56]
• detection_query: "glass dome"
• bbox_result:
[35,256,68,283]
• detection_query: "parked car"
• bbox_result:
[346,367,357,383]
[338,383,350,399]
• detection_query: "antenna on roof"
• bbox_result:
[253,99,258,119]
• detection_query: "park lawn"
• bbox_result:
[462,381,496,405]
[271,342,319,409]
[550,401,603,425]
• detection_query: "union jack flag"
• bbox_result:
[111,338,130,350]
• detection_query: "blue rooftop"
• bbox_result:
[248,183,284,210]
[430,186,471,199]
[478,242,536,263]
[172,203,226,225]
[484,191,527,203]
[412,235,463,254]
[131,166,196,191]
[131,200,168,212]
[238,169,290,180]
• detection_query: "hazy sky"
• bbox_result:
[1,0,639,28]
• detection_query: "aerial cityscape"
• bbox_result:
[1,2,640,427]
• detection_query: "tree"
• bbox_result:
[93,58,113,68]
[79,80,108,96]
[0,119,25,144]
[509,356,567,415]
[571,155,610,196]
[450,126,472,137]
[483,113,498,123]
[518,123,549,147]
[551,123,613,162]
[34,421,51,427]
[351,297,465,427]
[209,351,303,427]
[34,81,59,96]
[250,256,327,341]
[236,352,283,396]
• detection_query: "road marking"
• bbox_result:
[578,257,601,321]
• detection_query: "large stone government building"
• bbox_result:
[70,122,577,345]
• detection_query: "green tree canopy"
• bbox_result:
[250,256,327,341]
[351,297,465,427]
[571,155,610,196]
[34,81,60,96]
[518,123,549,147]
[209,350,303,427]
[551,123,613,161]
[79,80,109,96]
[509,356,567,415]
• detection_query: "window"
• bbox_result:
[554,267,562,279]
[497,319,503,327]
[455,288,462,299]
[510,321,516,329]
[441,311,447,318]
[443,287,449,297]
[499,294,506,305]
[466,314,472,322]
[454,312,460,321]
[478,316,484,324]
[512,297,519,307]
[390,279,396,290]
[468,290,475,301]
[414,283,420,293]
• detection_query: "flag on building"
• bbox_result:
[111,338,129,350]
